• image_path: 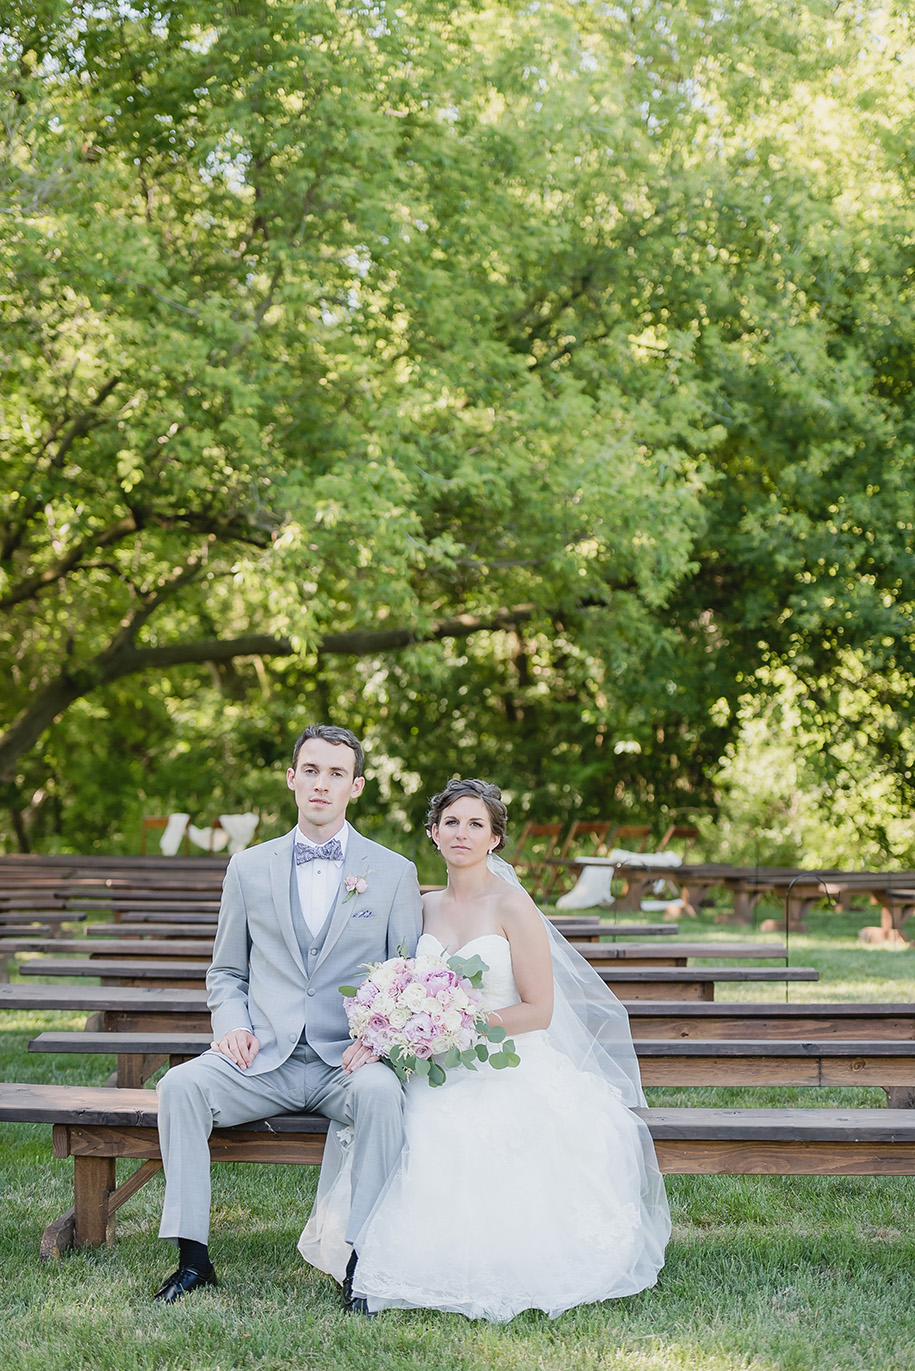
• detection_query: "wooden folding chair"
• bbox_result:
[658,825,700,858]
[508,822,564,901]
[609,824,653,852]
[541,820,614,899]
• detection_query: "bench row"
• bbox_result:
[27,1030,915,1105]
[14,957,816,1002]
[3,982,909,1037]
[3,1082,915,1258]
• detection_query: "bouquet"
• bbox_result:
[340,949,520,1086]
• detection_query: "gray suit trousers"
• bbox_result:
[157,1047,406,1247]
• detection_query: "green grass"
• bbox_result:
[1,902,915,1370]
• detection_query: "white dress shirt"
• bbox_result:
[293,821,349,938]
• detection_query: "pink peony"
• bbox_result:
[422,969,458,995]
[403,1012,437,1053]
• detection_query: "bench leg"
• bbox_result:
[74,1156,117,1248]
[41,1208,76,1260]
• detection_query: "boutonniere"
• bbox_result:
[343,871,370,902]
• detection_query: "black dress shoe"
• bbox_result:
[341,1251,378,1316]
[342,1250,359,1307]
[154,1264,218,1304]
[345,1296,378,1318]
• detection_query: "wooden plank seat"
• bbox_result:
[19,959,211,990]
[29,1030,216,1086]
[18,957,819,1001]
[84,916,679,942]
[0,983,211,1031]
[0,910,85,928]
[626,1001,915,1039]
[28,1031,915,1105]
[3,1083,915,1258]
[593,966,817,1001]
[6,938,217,959]
[16,985,913,1045]
[0,924,53,938]
[634,1038,915,1106]
[121,911,219,925]
[85,922,217,939]
[570,941,787,966]
[8,930,686,958]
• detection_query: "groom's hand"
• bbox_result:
[211,1029,260,1069]
[342,1039,381,1074]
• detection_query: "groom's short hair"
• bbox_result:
[291,724,365,778]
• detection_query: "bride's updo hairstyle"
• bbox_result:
[426,778,508,853]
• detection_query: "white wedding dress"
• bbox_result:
[298,930,670,1322]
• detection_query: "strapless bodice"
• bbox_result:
[416,931,520,1013]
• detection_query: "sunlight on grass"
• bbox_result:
[2,905,915,1369]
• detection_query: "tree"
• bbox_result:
[2,0,914,856]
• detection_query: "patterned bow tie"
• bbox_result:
[295,837,344,865]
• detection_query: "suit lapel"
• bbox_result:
[270,828,307,976]
[313,828,374,973]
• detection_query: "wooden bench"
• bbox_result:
[626,1001,915,1039]
[121,910,220,925]
[10,933,715,963]
[3,1082,915,1259]
[8,984,913,1042]
[0,982,211,1031]
[0,910,85,931]
[7,938,216,959]
[18,957,819,1000]
[19,958,211,989]
[571,941,788,967]
[27,1030,915,1105]
[83,918,681,943]
[593,966,817,1001]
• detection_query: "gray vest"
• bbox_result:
[290,864,336,1048]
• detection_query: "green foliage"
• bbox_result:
[1,0,914,854]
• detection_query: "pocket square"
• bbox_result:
[351,908,374,919]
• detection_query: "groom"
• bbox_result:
[154,724,423,1309]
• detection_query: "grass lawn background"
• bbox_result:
[1,897,914,1370]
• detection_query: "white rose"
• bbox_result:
[372,992,395,1019]
[402,983,428,1012]
[442,1008,462,1032]
[388,1005,412,1029]
[372,965,396,992]
[413,954,441,976]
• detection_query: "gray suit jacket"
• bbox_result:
[206,825,423,1073]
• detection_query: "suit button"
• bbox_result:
[289,1033,297,1043]
[307,988,316,997]
[309,948,318,956]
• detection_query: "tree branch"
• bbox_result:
[0,516,139,610]
[0,603,541,781]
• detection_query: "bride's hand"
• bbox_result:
[342,1038,381,1074]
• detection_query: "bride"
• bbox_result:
[298,778,670,1321]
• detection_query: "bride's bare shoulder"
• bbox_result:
[496,882,542,930]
